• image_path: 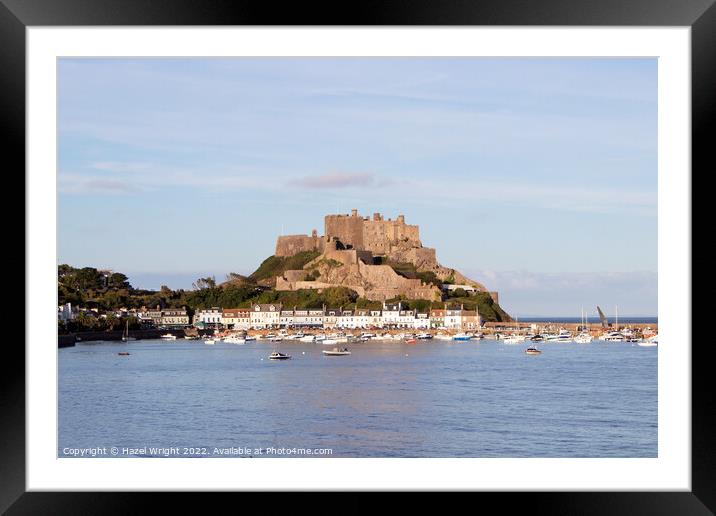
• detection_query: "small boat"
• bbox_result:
[503,335,525,344]
[224,335,246,344]
[530,334,545,342]
[268,336,283,342]
[525,346,542,355]
[452,333,471,341]
[574,333,593,343]
[416,333,433,340]
[244,335,256,341]
[638,334,658,347]
[322,339,338,345]
[268,351,291,360]
[600,331,626,342]
[322,347,351,356]
[299,335,316,343]
[405,338,417,344]
[434,333,452,341]
[117,351,130,356]
[184,335,199,340]
[160,333,177,340]
[204,338,216,345]
[546,330,572,342]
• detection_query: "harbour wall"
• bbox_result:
[57,328,214,346]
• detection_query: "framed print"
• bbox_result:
[5,0,711,513]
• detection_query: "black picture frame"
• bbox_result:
[4,0,709,513]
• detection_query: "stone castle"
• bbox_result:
[273,209,494,302]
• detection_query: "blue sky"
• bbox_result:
[58,58,657,316]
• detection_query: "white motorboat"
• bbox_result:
[546,330,572,342]
[299,335,316,343]
[224,335,246,344]
[268,351,291,360]
[204,339,216,345]
[322,338,338,345]
[322,347,351,356]
[503,335,525,344]
[600,331,626,342]
[160,333,177,340]
[434,333,452,341]
[638,334,658,347]
[574,333,593,343]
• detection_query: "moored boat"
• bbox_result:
[322,347,351,356]
[160,333,177,340]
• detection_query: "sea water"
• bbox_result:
[58,338,657,458]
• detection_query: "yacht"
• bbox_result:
[299,335,316,343]
[574,332,593,343]
[546,330,572,342]
[600,331,626,342]
[121,320,136,342]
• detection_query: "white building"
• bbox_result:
[57,302,75,322]
[444,309,463,330]
[413,312,430,330]
[398,309,416,328]
[323,309,340,329]
[279,309,295,328]
[381,302,402,328]
[194,307,222,327]
[250,303,282,329]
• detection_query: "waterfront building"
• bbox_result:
[337,309,354,329]
[194,307,222,328]
[222,308,251,329]
[430,309,445,329]
[413,312,430,330]
[279,309,295,328]
[461,310,480,331]
[291,308,324,328]
[382,302,402,328]
[353,309,371,329]
[160,308,190,327]
[369,309,383,328]
[398,309,416,329]
[323,308,340,329]
[143,307,164,326]
[250,303,282,329]
[444,309,463,330]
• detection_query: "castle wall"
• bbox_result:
[324,214,364,250]
[275,234,324,257]
[324,210,421,255]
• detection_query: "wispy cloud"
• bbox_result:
[90,161,151,173]
[59,174,142,194]
[289,171,375,189]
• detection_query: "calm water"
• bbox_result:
[59,339,657,458]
